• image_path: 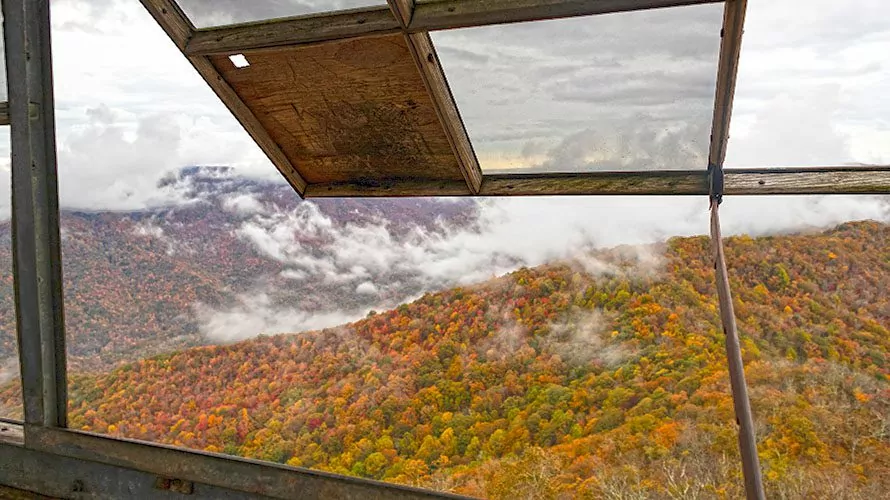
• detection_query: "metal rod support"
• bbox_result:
[710,200,765,500]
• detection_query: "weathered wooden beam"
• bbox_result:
[708,0,747,168]
[0,421,24,446]
[723,166,890,195]
[411,0,724,31]
[389,0,417,27]
[140,0,192,50]
[0,484,56,500]
[2,439,277,499]
[304,167,890,197]
[484,167,890,196]
[407,33,482,193]
[184,0,723,56]
[24,427,468,500]
[185,7,401,56]
[139,0,308,196]
[388,0,482,194]
[305,178,471,197]
[4,0,68,429]
[480,170,707,196]
[0,102,9,126]
[710,198,765,500]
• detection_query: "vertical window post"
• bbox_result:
[4,0,67,430]
[708,1,765,498]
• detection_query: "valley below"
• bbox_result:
[1,207,888,498]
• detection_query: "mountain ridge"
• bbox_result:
[0,167,479,371]
[3,220,886,498]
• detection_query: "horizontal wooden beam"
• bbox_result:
[0,421,24,446]
[24,426,466,500]
[186,7,401,56]
[3,441,265,499]
[304,167,890,197]
[722,166,890,195]
[411,0,724,31]
[184,0,723,56]
[483,167,890,196]
[305,179,472,197]
[481,170,707,196]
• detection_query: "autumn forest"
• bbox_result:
[1,220,889,499]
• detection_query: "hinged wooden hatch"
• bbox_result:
[140,0,890,198]
[209,34,478,194]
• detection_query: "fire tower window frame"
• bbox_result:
[0,1,887,499]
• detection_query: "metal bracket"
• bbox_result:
[708,162,724,204]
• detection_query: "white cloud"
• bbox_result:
[54,110,191,211]
[194,292,369,343]
[280,269,308,281]
[132,221,164,239]
[222,193,267,216]
[545,311,630,367]
[355,281,379,296]
[231,195,890,316]
[727,0,890,167]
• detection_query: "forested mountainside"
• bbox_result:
[0,167,477,371]
[3,221,887,498]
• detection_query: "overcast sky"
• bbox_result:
[0,0,888,222]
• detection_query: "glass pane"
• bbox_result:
[62,194,890,497]
[0,126,19,421]
[726,0,890,168]
[177,0,388,28]
[433,3,723,173]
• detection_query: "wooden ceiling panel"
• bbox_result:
[140,0,890,198]
[210,34,469,189]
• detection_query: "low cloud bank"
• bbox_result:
[194,293,372,343]
[195,193,889,342]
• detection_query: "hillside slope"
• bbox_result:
[0,167,477,371]
[4,222,890,498]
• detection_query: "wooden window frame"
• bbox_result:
[2,0,888,498]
